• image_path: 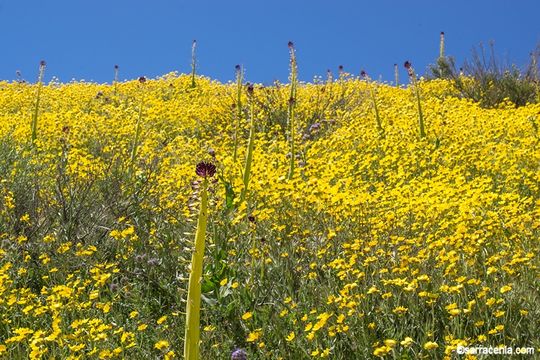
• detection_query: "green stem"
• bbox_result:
[233,66,243,162]
[415,86,425,138]
[287,101,295,179]
[184,178,209,360]
[31,63,46,144]
[191,40,197,88]
[369,84,384,135]
[130,90,145,171]
[287,45,297,179]
[410,70,426,138]
[240,100,255,202]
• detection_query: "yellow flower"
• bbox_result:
[154,340,169,350]
[242,312,253,320]
[384,339,397,348]
[220,278,228,286]
[286,331,295,341]
[400,337,414,347]
[500,285,512,294]
[373,346,390,357]
[246,329,262,342]
[157,315,167,325]
[423,341,438,350]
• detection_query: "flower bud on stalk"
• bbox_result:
[184,162,216,360]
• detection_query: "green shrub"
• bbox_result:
[429,41,540,108]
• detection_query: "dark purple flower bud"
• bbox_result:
[138,76,146,83]
[195,161,216,178]
[40,60,46,67]
[246,83,254,95]
[248,215,255,223]
[235,64,241,72]
[288,41,294,49]
[404,61,411,70]
[360,70,367,78]
[288,97,295,105]
[338,65,344,72]
[309,122,321,132]
[114,64,119,70]
[440,31,445,35]
[231,348,248,360]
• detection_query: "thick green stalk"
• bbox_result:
[113,65,119,96]
[232,66,243,162]
[184,178,209,360]
[287,43,297,179]
[410,72,426,138]
[439,31,445,58]
[287,99,295,179]
[191,40,197,88]
[240,100,255,202]
[368,83,383,134]
[31,62,46,144]
[415,85,426,138]
[130,87,145,170]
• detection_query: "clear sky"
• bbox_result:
[1,0,538,85]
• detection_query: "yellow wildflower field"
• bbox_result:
[0,73,538,359]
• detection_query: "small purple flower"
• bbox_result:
[138,76,146,83]
[246,83,254,95]
[338,65,344,72]
[360,70,367,78]
[40,60,46,67]
[235,64,241,72]
[114,64,119,70]
[288,41,294,49]
[195,161,216,178]
[404,61,411,70]
[231,348,248,360]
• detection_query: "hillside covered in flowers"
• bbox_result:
[0,72,539,359]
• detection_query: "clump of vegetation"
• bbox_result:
[430,40,540,108]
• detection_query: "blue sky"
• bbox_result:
[1,0,538,84]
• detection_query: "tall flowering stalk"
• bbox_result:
[361,70,384,135]
[31,60,46,144]
[184,161,216,360]
[240,85,255,203]
[232,65,243,162]
[404,61,426,138]
[439,31,445,58]
[113,64,119,95]
[191,40,197,88]
[394,63,399,87]
[130,76,146,170]
[287,41,298,179]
